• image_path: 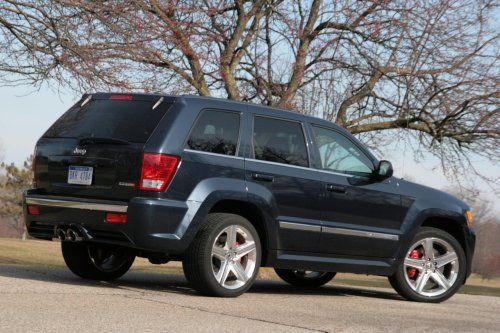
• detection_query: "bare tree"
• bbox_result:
[0,0,498,180]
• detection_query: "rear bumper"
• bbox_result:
[23,189,196,254]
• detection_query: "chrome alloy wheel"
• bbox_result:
[404,237,459,297]
[211,225,257,290]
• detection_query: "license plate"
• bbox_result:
[68,166,93,185]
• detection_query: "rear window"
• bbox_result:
[43,99,171,143]
[253,116,309,167]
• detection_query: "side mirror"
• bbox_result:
[375,160,393,180]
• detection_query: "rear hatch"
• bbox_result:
[35,93,173,201]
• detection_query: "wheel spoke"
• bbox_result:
[216,260,231,285]
[404,257,424,270]
[226,225,238,246]
[212,245,227,260]
[232,262,247,282]
[435,252,458,268]
[431,270,452,290]
[415,271,430,293]
[234,241,255,259]
[422,238,434,260]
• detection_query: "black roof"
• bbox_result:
[84,92,377,162]
[87,92,349,136]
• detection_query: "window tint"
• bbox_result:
[253,116,308,167]
[312,126,373,175]
[187,110,240,156]
[44,99,171,143]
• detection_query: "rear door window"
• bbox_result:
[252,116,308,167]
[43,99,170,143]
[186,110,240,156]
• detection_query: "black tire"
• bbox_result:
[275,269,336,288]
[183,213,261,297]
[62,242,135,281]
[389,227,466,303]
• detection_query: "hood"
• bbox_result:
[396,178,470,213]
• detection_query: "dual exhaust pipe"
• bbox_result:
[56,227,82,242]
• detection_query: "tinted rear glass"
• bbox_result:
[253,116,309,167]
[187,110,240,156]
[44,99,170,143]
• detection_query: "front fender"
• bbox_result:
[392,206,474,277]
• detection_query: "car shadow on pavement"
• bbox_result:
[249,280,402,301]
[0,265,402,301]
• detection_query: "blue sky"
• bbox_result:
[0,85,498,213]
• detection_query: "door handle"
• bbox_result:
[326,184,346,193]
[252,173,274,182]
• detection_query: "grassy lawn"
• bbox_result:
[1,238,499,297]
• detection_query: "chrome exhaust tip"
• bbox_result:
[56,228,66,241]
[66,229,78,242]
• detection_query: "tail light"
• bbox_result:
[139,153,180,192]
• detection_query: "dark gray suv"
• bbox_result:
[23,93,475,302]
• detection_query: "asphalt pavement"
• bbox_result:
[0,265,498,332]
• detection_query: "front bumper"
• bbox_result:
[23,189,195,254]
[463,226,476,280]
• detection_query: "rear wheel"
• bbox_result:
[62,242,135,281]
[275,269,336,288]
[389,227,466,303]
[183,213,261,297]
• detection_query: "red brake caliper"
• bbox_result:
[407,249,420,279]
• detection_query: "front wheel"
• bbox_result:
[183,213,261,297]
[389,227,466,303]
[275,269,336,288]
[62,242,135,281]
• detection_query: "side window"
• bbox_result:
[312,126,373,175]
[253,116,308,167]
[187,110,240,156]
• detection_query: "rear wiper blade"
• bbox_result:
[78,136,131,145]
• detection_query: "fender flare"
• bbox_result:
[393,207,469,262]
[174,178,278,252]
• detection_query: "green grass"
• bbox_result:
[1,238,499,297]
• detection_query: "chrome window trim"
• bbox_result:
[246,157,353,178]
[26,197,128,213]
[279,221,321,232]
[184,148,245,160]
[322,226,399,241]
[315,168,355,178]
[187,151,356,178]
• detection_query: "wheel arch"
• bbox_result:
[415,211,475,280]
[209,199,271,266]
[420,217,466,254]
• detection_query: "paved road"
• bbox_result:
[0,265,498,333]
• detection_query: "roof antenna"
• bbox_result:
[152,97,164,110]
[81,95,92,107]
